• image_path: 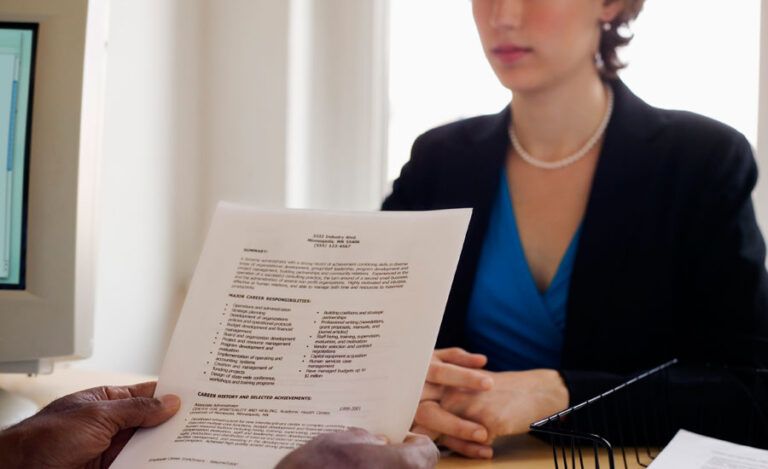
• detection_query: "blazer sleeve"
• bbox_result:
[382,134,433,211]
[558,133,768,446]
[684,134,768,352]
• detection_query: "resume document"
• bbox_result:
[649,430,768,469]
[112,204,471,468]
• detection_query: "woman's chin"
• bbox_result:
[494,71,548,95]
[495,64,600,96]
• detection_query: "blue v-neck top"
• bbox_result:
[466,172,581,371]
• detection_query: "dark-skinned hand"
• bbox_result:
[275,428,440,469]
[0,381,180,469]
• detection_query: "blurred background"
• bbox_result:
[76,0,768,375]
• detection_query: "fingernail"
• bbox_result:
[481,377,493,389]
[472,429,486,442]
[479,448,493,459]
[160,394,181,409]
[375,434,390,443]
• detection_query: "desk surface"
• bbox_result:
[438,435,655,468]
[438,435,553,468]
[0,366,650,468]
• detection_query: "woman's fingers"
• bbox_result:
[410,424,441,441]
[426,361,493,391]
[420,382,443,401]
[434,348,488,369]
[439,434,494,459]
[412,348,492,456]
[413,400,488,443]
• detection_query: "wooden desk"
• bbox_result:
[437,435,554,468]
[439,434,654,468]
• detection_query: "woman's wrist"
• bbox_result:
[553,369,571,407]
[532,369,570,417]
[549,369,570,409]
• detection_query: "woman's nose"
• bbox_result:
[490,0,523,29]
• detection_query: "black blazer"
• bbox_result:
[383,80,768,443]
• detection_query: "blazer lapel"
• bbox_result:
[436,107,510,347]
[562,80,666,366]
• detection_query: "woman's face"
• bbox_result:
[472,0,624,93]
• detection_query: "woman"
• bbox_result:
[383,0,768,459]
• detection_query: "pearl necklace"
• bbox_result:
[508,87,614,170]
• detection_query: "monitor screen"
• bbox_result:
[0,23,35,290]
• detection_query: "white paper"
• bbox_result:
[648,430,768,469]
[112,203,471,469]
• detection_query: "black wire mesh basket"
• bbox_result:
[529,359,768,469]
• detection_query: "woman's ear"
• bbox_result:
[600,0,626,23]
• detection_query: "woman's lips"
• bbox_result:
[492,45,532,64]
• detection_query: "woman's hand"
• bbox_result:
[411,348,495,459]
[441,369,569,447]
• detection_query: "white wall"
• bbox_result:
[199,0,290,223]
[77,0,204,374]
[286,0,388,211]
[77,0,294,375]
[758,1,768,241]
[80,0,387,374]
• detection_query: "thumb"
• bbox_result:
[94,394,181,432]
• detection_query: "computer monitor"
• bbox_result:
[0,0,107,423]
[0,23,35,291]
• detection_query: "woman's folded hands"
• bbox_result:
[412,348,569,459]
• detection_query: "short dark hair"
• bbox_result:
[599,0,646,79]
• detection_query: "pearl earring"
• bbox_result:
[602,22,612,32]
[594,51,605,70]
